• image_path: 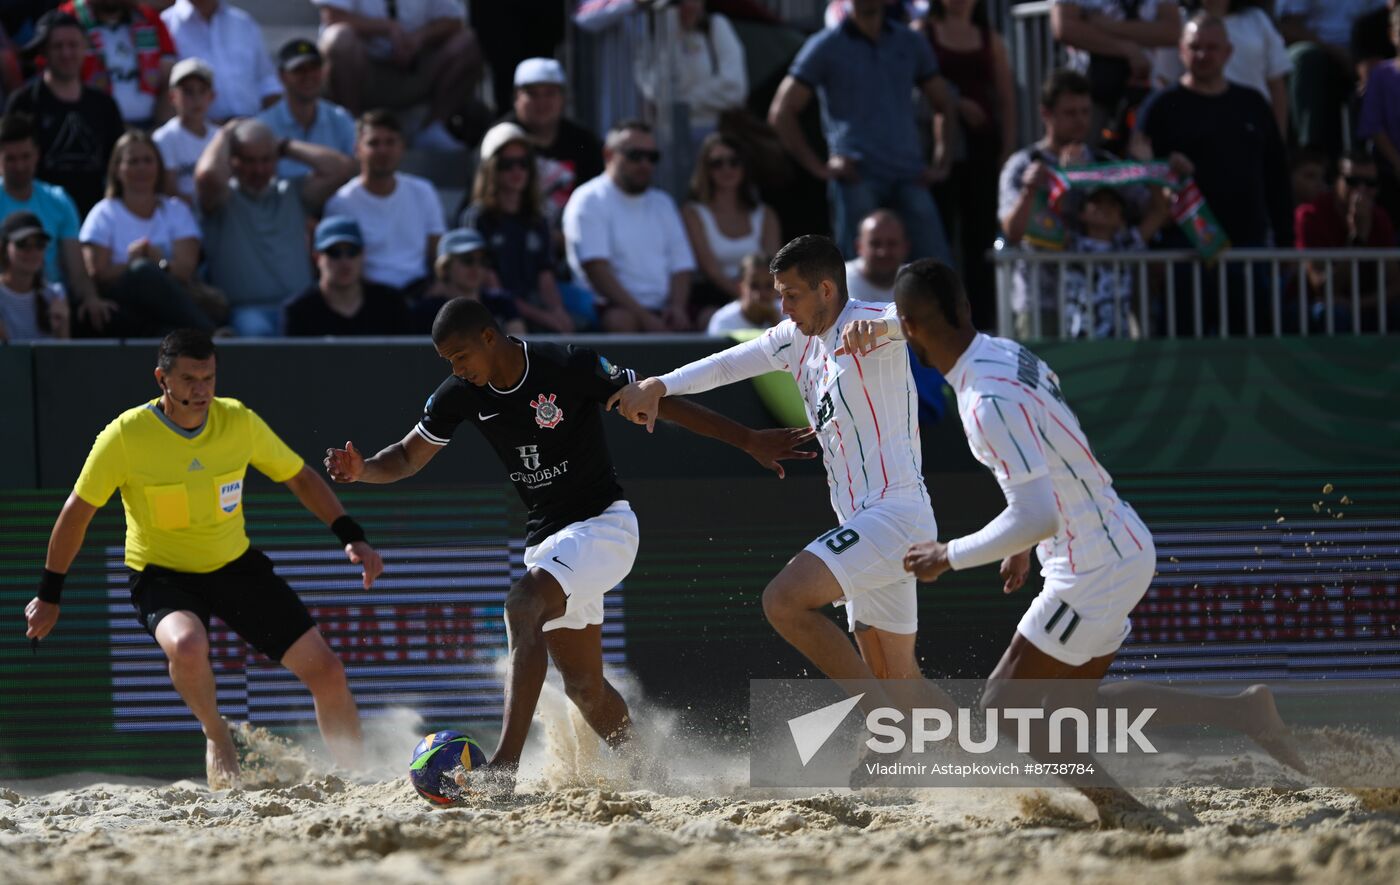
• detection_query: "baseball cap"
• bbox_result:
[314,216,363,252]
[513,57,566,88]
[439,228,488,257]
[170,57,214,88]
[278,38,322,71]
[479,122,529,162]
[1,211,50,244]
[22,10,83,54]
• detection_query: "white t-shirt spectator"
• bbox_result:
[706,298,781,335]
[563,175,697,311]
[161,0,281,120]
[79,195,202,261]
[152,118,215,202]
[325,174,447,288]
[0,280,65,342]
[88,21,175,124]
[313,0,465,59]
[844,257,894,303]
[635,12,748,129]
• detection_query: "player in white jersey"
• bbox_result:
[892,260,1304,828]
[611,235,938,684]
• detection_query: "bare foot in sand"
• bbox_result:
[1240,684,1308,775]
[1083,788,1188,834]
[205,721,241,791]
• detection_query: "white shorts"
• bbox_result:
[806,498,938,635]
[524,500,639,633]
[1017,543,1156,666]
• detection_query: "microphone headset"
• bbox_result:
[161,380,190,407]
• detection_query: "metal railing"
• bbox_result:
[1006,0,1062,148]
[991,245,1400,339]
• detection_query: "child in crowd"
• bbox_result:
[152,58,216,204]
[422,228,527,336]
[1062,185,1170,339]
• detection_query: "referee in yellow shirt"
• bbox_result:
[23,330,384,789]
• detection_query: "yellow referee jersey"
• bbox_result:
[73,397,305,573]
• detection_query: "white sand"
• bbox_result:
[3,684,1399,884]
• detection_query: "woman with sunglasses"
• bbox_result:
[457,122,575,333]
[681,133,780,329]
[0,210,68,342]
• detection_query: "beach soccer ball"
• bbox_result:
[409,730,486,805]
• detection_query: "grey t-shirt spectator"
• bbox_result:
[201,177,315,308]
[788,17,940,182]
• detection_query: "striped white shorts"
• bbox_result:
[1017,542,1156,666]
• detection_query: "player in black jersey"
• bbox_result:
[325,298,814,791]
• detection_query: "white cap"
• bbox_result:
[480,122,530,161]
[170,57,214,87]
[513,57,566,88]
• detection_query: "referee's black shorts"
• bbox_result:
[128,548,317,662]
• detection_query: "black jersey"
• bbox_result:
[416,339,637,546]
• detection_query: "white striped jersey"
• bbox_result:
[947,333,1150,577]
[656,299,930,522]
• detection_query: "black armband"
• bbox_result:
[37,569,66,604]
[331,515,367,545]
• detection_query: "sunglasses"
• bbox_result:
[1344,175,1380,189]
[622,148,661,164]
[454,253,486,267]
[323,245,362,259]
[12,237,48,251]
[496,156,531,172]
[707,155,742,170]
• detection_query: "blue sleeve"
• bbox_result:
[334,106,357,156]
[55,189,81,240]
[789,30,830,88]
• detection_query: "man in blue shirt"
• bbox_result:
[768,0,958,263]
[0,112,107,332]
[256,39,357,180]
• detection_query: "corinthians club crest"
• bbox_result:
[530,393,564,429]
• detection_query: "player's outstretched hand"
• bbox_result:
[345,541,384,590]
[606,377,667,433]
[746,427,819,479]
[1000,549,1032,594]
[834,318,888,357]
[24,598,58,640]
[324,441,365,483]
[904,540,951,582]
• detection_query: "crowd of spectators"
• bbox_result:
[0,0,1396,343]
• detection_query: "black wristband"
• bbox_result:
[331,515,366,545]
[37,569,66,604]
